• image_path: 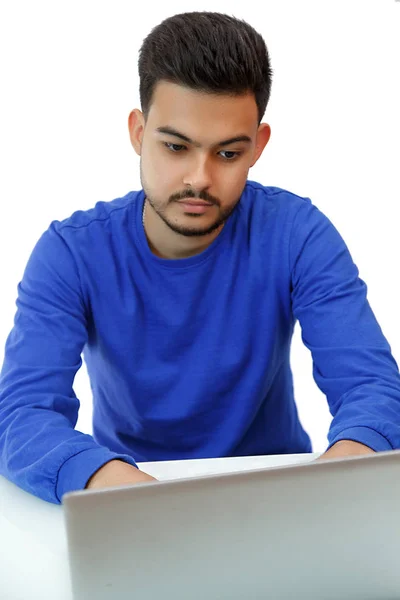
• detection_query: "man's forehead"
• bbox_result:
[150,81,258,119]
[148,83,258,147]
[152,79,254,102]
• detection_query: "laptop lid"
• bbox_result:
[63,450,400,600]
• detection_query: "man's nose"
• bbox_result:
[183,157,213,191]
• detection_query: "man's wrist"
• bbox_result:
[318,439,375,460]
[85,459,156,490]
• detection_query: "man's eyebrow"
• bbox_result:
[155,126,252,148]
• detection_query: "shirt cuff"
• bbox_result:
[327,426,393,452]
[56,448,138,503]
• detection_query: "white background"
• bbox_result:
[0,0,399,452]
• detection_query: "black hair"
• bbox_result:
[138,11,273,125]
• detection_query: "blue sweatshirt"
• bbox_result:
[1,180,400,504]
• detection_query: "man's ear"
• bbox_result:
[128,109,145,156]
[250,123,271,168]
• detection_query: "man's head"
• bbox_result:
[128,12,272,254]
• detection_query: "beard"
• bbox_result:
[140,165,243,238]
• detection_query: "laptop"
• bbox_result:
[62,449,400,600]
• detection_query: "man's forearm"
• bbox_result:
[318,439,375,460]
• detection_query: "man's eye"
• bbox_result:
[220,151,241,161]
[163,142,241,161]
[164,142,186,153]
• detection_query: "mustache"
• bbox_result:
[171,190,217,204]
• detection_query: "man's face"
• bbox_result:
[130,81,269,237]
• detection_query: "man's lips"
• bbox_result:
[178,200,213,206]
[177,200,214,214]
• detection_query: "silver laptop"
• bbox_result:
[63,449,400,600]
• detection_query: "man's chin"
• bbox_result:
[167,221,224,238]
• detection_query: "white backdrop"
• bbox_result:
[0,0,399,452]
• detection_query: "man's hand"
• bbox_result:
[85,459,157,490]
[317,439,375,460]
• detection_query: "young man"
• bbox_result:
[1,11,399,505]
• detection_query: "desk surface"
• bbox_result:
[0,453,319,600]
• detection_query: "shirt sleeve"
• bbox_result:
[289,198,400,452]
[0,222,138,504]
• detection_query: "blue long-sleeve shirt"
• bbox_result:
[1,180,400,504]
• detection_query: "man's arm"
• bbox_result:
[318,439,375,460]
[85,459,157,490]
[0,223,141,504]
[289,198,400,453]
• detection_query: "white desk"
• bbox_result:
[0,453,319,599]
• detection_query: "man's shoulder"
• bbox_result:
[52,189,142,234]
[244,180,312,217]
